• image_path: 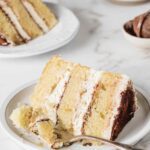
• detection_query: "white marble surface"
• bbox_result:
[0,0,150,149]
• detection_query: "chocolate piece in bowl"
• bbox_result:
[124,10,150,38]
[133,11,150,38]
[124,20,136,36]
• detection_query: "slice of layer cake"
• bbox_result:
[31,56,136,139]
[0,0,57,45]
[0,8,23,45]
[10,56,137,148]
[22,0,57,32]
[6,0,43,39]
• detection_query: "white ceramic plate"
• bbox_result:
[0,1,80,58]
[0,81,150,150]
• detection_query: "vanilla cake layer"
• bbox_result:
[73,70,104,136]
[22,0,49,33]
[10,105,57,146]
[57,65,89,132]
[0,9,23,45]
[6,0,43,39]
[31,57,74,114]
[0,0,31,41]
[83,72,122,138]
[36,120,57,145]
[10,105,33,129]
[83,73,136,140]
[26,0,57,29]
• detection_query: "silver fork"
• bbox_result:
[52,135,143,150]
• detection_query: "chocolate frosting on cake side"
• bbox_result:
[110,87,136,140]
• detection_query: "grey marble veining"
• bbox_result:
[0,0,150,150]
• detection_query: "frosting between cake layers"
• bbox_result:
[102,75,131,139]
[0,1,31,41]
[73,70,103,135]
[45,67,73,125]
[22,0,49,33]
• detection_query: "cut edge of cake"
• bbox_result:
[72,69,104,135]
[0,6,24,45]
[10,104,58,146]
[24,0,57,30]
[82,73,136,140]
[57,64,90,132]
[5,0,43,39]
[0,0,57,45]
[31,56,76,127]
[0,0,31,42]
[10,105,33,129]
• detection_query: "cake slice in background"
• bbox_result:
[0,0,57,46]
[0,8,23,45]
[10,56,137,147]
[6,0,43,39]
[22,0,57,32]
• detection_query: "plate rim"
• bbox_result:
[0,2,80,58]
[0,80,150,150]
[111,0,148,2]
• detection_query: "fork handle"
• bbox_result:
[59,135,143,150]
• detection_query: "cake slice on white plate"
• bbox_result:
[0,0,57,45]
[10,56,137,147]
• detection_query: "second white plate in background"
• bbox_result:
[0,1,80,58]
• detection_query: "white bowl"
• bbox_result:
[123,23,150,49]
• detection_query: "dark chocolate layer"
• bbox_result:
[111,87,136,140]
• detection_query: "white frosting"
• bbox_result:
[73,70,103,135]
[0,1,31,41]
[22,0,49,33]
[45,67,73,125]
[102,75,131,139]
